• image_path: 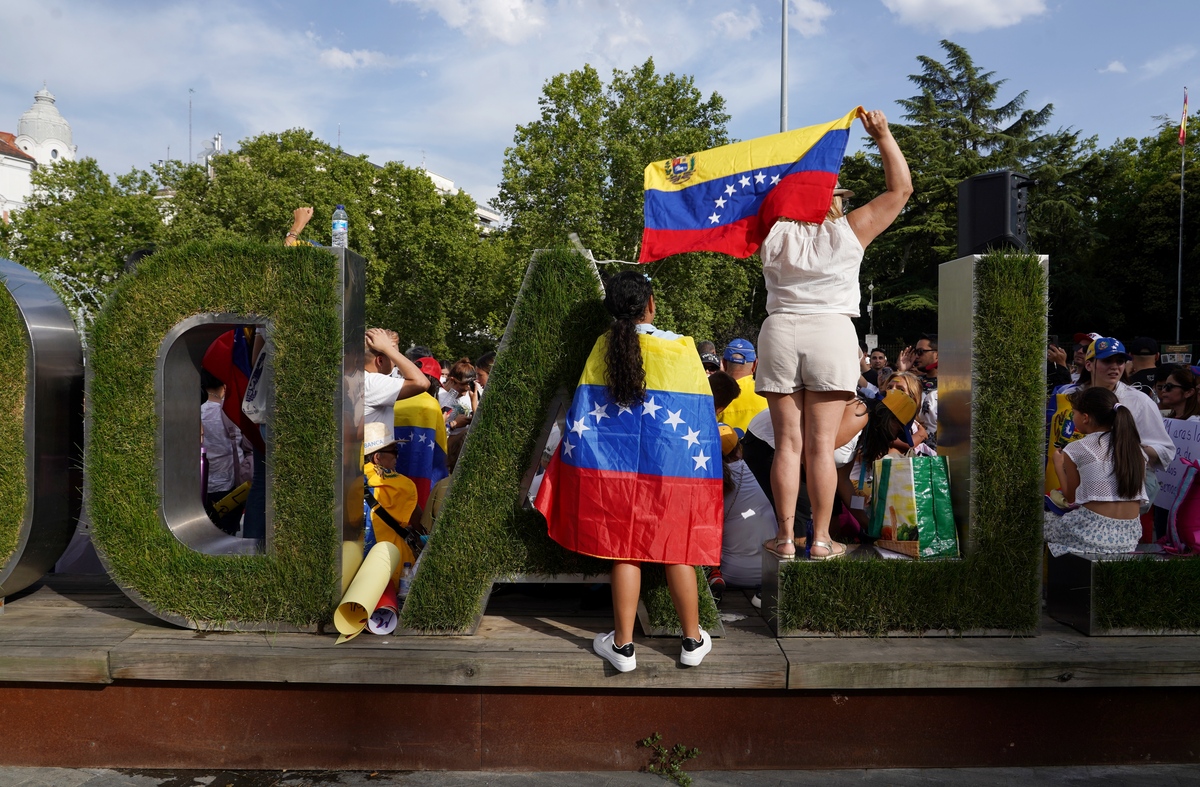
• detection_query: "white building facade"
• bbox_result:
[1,87,76,219]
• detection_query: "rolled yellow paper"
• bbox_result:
[334,541,400,643]
[341,540,364,597]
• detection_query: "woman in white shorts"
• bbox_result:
[757,108,912,560]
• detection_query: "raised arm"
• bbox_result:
[847,109,913,250]
[285,206,314,246]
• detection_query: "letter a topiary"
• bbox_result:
[402,249,719,634]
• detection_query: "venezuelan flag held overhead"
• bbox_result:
[393,393,449,509]
[534,333,723,566]
[639,107,861,262]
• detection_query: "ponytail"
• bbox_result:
[1070,387,1145,499]
[602,271,653,407]
[1109,405,1146,500]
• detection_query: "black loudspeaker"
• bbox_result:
[957,170,1033,257]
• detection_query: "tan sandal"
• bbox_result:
[809,540,847,561]
[763,538,796,561]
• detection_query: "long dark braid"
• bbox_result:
[602,270,653,407]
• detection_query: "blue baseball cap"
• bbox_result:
[723,338,756,364]
[1086,337,1128,362]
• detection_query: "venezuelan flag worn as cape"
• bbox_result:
[639,107,860,262]
[393,392,449,510]
[534,332,724,565]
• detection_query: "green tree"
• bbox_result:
[2,158,161,297]
[493,58,758,343]
[158,129,518,358]
[1062,114,1200,341]
[841,40,1080,341]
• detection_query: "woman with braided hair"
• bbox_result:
[535,270,723,672]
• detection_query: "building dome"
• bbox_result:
[15,86,75,166]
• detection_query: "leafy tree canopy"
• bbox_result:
[493,58,762,345]
[3,130,518,359]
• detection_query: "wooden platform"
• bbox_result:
[3,574,1200,690]
[4,576,1200,770]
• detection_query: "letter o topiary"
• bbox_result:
[0,259,84,598]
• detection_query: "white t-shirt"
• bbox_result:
[1061,382,1176,469]
[1063,430,1148,505]
[747,408,775,448]
[201,399,240,493]
[721,459,779,587]
[365,370,403,431]
[438,387,473,436]
[759,216,864,317]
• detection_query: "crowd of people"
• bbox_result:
[200,107,1180,671]
[199,247,495,553]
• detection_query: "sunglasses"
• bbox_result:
[913,348,934,356]
[1157,383,1185,393]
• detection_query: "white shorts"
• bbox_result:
[755,312,860,395]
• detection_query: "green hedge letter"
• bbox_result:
[0,259,84,598]
[87,242,363,629]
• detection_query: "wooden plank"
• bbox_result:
[780,617,1200,689]
[0,646,112,683]
[108,609,789,689]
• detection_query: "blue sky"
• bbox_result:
[1,0,1196,210]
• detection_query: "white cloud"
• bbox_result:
[712,7,762,40]
[1142,46,1197,77]
[880,0,1046,34]
[319,48,398,69]
[790,0,833,38]
[392,0,547,45]
[1099,61,1127,74]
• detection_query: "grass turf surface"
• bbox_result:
[402,250,718,633]
[1093,552,1200,632]
[86,240,342,627]
[776,251,1046,635]
[0,279,26,574]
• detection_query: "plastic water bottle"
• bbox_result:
[331,204,348,248]
[399,562,413,597]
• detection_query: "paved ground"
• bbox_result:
[2,767,1200,787]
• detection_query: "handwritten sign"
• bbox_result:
[1154,417,1200,507]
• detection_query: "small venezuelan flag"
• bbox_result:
[534,333,723,566]
[1181,88,1189,147]
[393,392,449,509]
[639,107,861,262]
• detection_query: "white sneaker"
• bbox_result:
[680,629,712,667]
[593,630,636,672]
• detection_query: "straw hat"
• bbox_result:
[364,421,396,456]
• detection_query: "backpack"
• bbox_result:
[1166,458,1200,554]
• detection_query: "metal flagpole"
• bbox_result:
[1179,87,1188,344]
[780,0,788,133]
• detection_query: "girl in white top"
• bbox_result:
[1047,386,1146,557]
[755,108,913,561]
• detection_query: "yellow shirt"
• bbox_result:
[365,462,419,572]
[721,375,768,432]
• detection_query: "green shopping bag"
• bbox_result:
[870,454,959,559]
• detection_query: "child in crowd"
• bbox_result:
[1046,387,1146,556]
